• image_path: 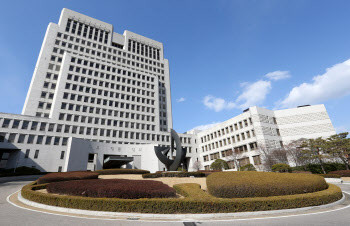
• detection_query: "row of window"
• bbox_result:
[58,31,164,66]
[128,39,160,60]
[66,19,109,44]
[55,38,165,75]
[0,119,193,144]
[200,118,253,143]
[201,130,256,152]
[0,133,68,146]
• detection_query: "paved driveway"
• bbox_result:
[1,176,350,226]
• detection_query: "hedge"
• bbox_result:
[207,171,328,198]
[197,170,221,177]
[318,174,341,178]
[328,170,350,177]
[37,171,99,184]
[95,169,150,175]
[47,179,176,199]
[21,181,342,213]
[291,163,346,174]
[142,172,205,178]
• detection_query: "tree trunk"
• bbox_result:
[340,156,349,170]
[318,158,326,174]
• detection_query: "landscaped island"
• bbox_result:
[21,169,343,214]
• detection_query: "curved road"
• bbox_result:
[1,176,350,226]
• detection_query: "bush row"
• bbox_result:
[95,168,150,175]
[291,163,346,174]
[318,174,341,178]
[22,181,342,213]
[142,172,205,178]
[197,170,222,177]
[328,170,350,177]
[46,179,176,199]
[207,171,328,198]
[37,171,99,184]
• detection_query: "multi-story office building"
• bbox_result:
[191,104,335,170]
[0,9,336,173]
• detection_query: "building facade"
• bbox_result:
[0,9,336,173]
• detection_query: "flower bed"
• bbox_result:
[46,179,176,199]
[207,171,328,198]
[142,172,205,178]
[37,171,99,185]
[95,169,150,175]
[328,170,350,177]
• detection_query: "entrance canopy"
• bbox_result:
[103,156,133,169]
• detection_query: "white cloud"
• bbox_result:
[203,95,236,112]
[177,97,186,102]
[279,59,350,108]
[191,121,222,131]
[235,80,272,110]
[265,70,291,81]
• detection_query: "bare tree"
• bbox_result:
[283,139,308,168]
[226,149,248,170]
[192,160,202,171]
[257,145,288,171]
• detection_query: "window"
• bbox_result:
[45,136,52,145]
[60,151,65,159]
[54,137,60,145]
[21,121,29,129]
[25,149,30,158]
[27,135,35,144]
[15,134,25,143]
[2,119,11,128]
[34,150,39,159]
[0,133,6,142]
[8,133,16,143]
[12,120,20,129]
[58,166,62,172]
[36,135,43,144]
[31,122,38,130]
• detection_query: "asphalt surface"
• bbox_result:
[1,176,350,226]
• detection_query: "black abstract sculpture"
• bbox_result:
[154,129,187,171]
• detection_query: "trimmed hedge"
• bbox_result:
[95,169,150,175]
[0,166,46,177]
[328,170,350,177]
[37,171,99,184]
[197,170,222,177]
[142,172,205,178]
[207,171,328,198]
[47,179,176,199]
[21,181,342,213]
[318,174,341,178]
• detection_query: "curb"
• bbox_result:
[17,192,346,221]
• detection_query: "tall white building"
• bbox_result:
[0,9,336,173]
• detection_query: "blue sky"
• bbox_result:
[0,0,350,133]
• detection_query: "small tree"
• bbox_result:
[284,139,309,169]
[272,163,291,173]
[301,137,328,174]
[240,164,256,171]
[326,132,350,170]
[192,160,202,171]
[210,159,229,170]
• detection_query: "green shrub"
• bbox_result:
[240,164,256,171]
[21,181,342,213]
[207,171,328,198]
[318,174,341,178]
[210,159,229,170]
[272,163,292,173]
[291,163,346,174]
[95,168,150,175]
[37,171,99,184]
[142,172,205,178]
[328,170,350,177]
[197,170,221,177]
